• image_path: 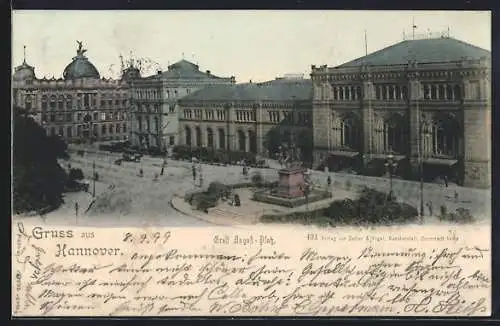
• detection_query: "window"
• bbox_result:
[66,96,72,109]
[66,113,72,122]
[102,124,107,135]
[169,105,175,113]
[207,128,214,148]
[50,96,56,109]
[116,124,121,133]
[67,126,72,137]
[58,127,64,137]
[24,95,32,111]
[58,96,64,109]
[50,114,55,122]
[169,136,175,146]
[42,114,47,122]
[84,94,90,107]
[340,114,360,150]
[123,123,126,133]
[93,112,98,121]
[109,124,114,134]
[42,95,48,110]
[77,113,82,121]
[101,100,106,107]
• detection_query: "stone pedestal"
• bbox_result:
[276,167,306,198]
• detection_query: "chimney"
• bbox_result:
[206,70,211,74]
[157,70,162,75]
[249,80,252,84]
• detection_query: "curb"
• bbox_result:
[169,196,227,226]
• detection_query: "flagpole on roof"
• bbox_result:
[364,30,368,56]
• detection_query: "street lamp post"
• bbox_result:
[92,160,96,197]
[384,153,398,200]
[419,113,425,223]
[300,181,311,216]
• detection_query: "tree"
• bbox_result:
[13,108,69,213]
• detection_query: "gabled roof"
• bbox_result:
[178,78,312,103]
[337,37,490,68]
[143,59,231,80]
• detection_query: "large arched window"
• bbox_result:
[185,126,192,147]
[195,126,202,147]
[66,95,72,109]
[41,95,48,110]
[218,128,226,150]
[340,113,361,151]
[383,113,406,154]
[237,130,246,152]
[248,130,257,153]
[207,128,214,148]
[58,95,64,110]
[431,114,460,157]
[24,95,32,111]
[453,84,461,101]
[50,95,56,109]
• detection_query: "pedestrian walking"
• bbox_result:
[427,201,433,216]
[199,173,204,188]
[444,175,448,188]
[139,168,143,177]
[160,166,164,176]
[454,191,459,203]
[327,175,332,188]
[192,166,197,182]
[75,202,79,216]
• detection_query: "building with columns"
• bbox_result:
[177,77,312,155]
[12,43,131,143]
[128,59,235,151]
[311,35,491,188]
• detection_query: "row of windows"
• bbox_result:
[41,111,127,123]
[332,85,362,101]
[268,111,312,124]
[423,83,463,101]
[133,88,190,100]
[136,117,160,132]
[47,123,127,138]
[374,84,409,101]
[236,110,256,122]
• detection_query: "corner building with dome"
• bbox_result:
[12,43,132,143]
[311,36,491,189]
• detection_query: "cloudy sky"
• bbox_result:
[12,10,490,83]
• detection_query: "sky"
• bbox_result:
[12,10,491,83]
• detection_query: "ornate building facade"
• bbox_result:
[177,77,312,155]
[311,36,491,188]
[12,43,131,143]
[128,60,236,150]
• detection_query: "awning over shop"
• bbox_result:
[330,150,359,157]
[423,157,458,166]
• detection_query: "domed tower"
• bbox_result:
[13,45,36,82]
[63,41,100,80]
[121,65,141,82]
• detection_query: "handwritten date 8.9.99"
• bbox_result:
[122,231,171,245]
